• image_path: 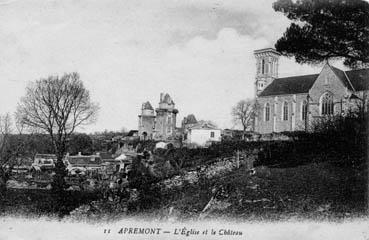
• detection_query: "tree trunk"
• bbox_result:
[0,174,8,201]
[242,126,247,140]
[52,154,67,194]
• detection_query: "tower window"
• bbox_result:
[265,103,270,121]
[283,102,288,121]
[261,59,265,74]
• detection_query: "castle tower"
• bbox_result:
[138,101,156,140]
[254,48,281,96]
[155,93,178,140]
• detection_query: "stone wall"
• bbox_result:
[256,93,309,134]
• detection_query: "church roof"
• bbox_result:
[142,101,153,110]
[345,68,369,91]
[259,66,369,97]
[330,66,354,91]
[259,74,318,97]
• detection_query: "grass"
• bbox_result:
[0,154,366,221]
[0,188,102,217]
[164,161,366,221]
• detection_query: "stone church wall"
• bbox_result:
[256,93,309,134]
[307,65,350,126]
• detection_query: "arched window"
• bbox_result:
[320,92,334,115]
[261,59,265,74]
[283,102,288,121]
[265,103,270,121]
[167,116,172,133]
[301,100,308,120]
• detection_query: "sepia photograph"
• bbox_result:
[0,0,368,239]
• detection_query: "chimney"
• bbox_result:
[160,93,164,102]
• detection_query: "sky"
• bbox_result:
[0,0,346,132]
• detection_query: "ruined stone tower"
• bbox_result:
[138,101,156,140]
[154,93,178,140]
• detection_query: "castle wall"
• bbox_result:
[138,115,156,139]
[154,110,177,140]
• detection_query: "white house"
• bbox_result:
[184,121,221,147]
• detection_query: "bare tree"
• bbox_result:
[0,114,30,198]
[0,114,13,197]
[231,99,259,138]
[16,72,99,191]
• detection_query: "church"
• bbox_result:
[254,48,369,134]
[138,93,178,140]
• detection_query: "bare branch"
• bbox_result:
[15,72,99,162]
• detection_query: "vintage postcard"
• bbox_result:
[0,0,368,239]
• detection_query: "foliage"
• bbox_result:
[127,156,162,211]
[273,0,369,68]
[0,189,101,217]
[68,133,93,155]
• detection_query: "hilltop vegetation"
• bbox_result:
[0,112,367,220]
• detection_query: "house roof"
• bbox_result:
[66,155,102,166]
[259,74,318,97]
[98,152,113,160]
[34,154,57,160]
[345,68,369,91]
[189,121,219,130]
[127,130,138,136]
[259,66,369,97]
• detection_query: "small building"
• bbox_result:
[12,157,33,173]
[32,153,57,171]
[184,121,222,147]
[64,152,102,174]
[221,129,245,141]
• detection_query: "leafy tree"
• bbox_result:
[231,99,259,137]
[68,133,93,155]
[273,0,369,68]
[16,73,99,192]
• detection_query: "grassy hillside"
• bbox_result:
[160,161,366,221]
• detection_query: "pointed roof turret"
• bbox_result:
[142,101,154,110]
[160,93,174,105]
